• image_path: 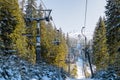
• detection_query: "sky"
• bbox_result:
[37,0,106,39]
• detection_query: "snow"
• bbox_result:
[42,76,50,80]
[65,58,94,80]
[0,77,6,80]
[0,53,119,80]
[0,54,67,80]
[76,58,85,79]
[65,77,74,80]
[65,77,95,80]
[30,79,37,80]
[0,54,98,80]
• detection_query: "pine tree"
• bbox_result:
[43,23,68,70]
[21,0,25,12]
[66,33,70,48]
[26,0,37,18]
[0,0,28,58]
[93,17,109,70]
[53,28,68,70]
[0,0,30,60]
[71,65,77,78]
[0,1,17,51]
[38,4,48,60]
[8,0,28,56]
[24,0,37,63]
[44,22,56,63]
[105,0,120,75]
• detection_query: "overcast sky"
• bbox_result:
[37,0,106,39]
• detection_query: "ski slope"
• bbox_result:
[66,58,95,80]
[76,58,85,79]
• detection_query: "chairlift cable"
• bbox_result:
[39,0,57,28]
[52,18,57,28]
[81,0,88,40]
[39,0,60,45]
[84,0,88,27]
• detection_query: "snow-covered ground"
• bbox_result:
[0,54,67,80]
[0,54,95,80]
[76,58,85,79]
[65,58,94,80]
[0,54,119,80]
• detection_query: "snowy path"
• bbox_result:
[66,58,95,80]
[66,77,95,80]
[76,58,85,79]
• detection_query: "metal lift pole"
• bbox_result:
[25,9,52,63]
[87,49,94,78]
[36,21,41,63]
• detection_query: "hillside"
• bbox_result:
[0,54,67,80]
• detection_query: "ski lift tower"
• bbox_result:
[25,5,52,63]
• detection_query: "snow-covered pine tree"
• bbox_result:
[0,0,28,58]
[0,1,17,51]
[0,0,30,62]
[105,0,120,72]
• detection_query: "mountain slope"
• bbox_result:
[0,54,67,80]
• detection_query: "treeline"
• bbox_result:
[92,0,120,75]
[0,0,68,70]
